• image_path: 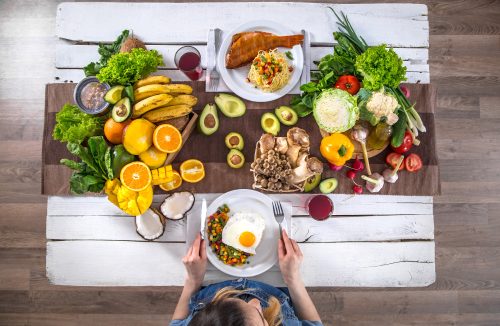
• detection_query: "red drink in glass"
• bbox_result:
[175,46,203,81]
[307,195,333,221]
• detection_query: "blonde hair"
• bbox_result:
[212,286,283,326]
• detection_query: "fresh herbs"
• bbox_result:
[96,48,163,85]
[285,51,294,60]
[52,104,105,144]
[61,136,114,194]
[84,30,129,77]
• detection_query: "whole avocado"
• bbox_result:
[112,144,136,177]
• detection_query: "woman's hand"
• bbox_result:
[278,229,304,286]
[182,233,207,290]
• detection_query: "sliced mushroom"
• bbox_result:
[286,145,301,167]
[306,157,324,174]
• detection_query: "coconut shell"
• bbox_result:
[160,191,195,220]
[120,36,147,53]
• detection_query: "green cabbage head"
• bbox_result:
[313,88,359,133]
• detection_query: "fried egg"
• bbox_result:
[222,211,266,255]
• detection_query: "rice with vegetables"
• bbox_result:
[207,204,252,266]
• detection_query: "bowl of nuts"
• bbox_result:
[250,127,324,193]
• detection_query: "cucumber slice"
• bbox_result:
[112,97,132,122]
[104,86,125,104]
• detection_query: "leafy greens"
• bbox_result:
[96,48,163,85]
[355,45,407,90]
[61,136,114,194]
[52,104,105,144]
[84,30,130,77]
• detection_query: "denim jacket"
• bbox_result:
[170,278,323,326]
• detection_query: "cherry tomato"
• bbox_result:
[386,152,405,171]
[391,131,413,154]
[405,153,423,172]
[334,75,360,95]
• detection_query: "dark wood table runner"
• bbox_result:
[42,82,439,196]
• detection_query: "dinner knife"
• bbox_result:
[301,29,311,87]
[206,29,216,92]
[199,198,207,240]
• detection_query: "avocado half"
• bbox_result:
[112,97,132,122]
[261,112,280,136]
[214,94,246,118]
[227,149,245,169]
[304,173,321,192]
[198,103,219,136]
[225,132,244,150]
[275,106,298,126]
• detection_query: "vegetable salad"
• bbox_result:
[207,205,252,266]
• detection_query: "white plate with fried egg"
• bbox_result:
[205,189,286,277]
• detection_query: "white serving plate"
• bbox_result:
[217,20,304,102]
[205,189,285,277]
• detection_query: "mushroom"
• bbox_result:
[259,133,275,154]
[383,155,405,183]
[286,145,301,167]
[361,173,384,193]
[275,137,289,154]
[351,125,372,175]
[287,127,310,148]
[307,156,324,174]
[287,153,321,184]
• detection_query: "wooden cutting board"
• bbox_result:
[42,82,439,196]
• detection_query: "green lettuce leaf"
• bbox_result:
[52,104,104,144]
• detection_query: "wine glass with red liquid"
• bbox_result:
[175,46,203,81]
[306,195,333,221]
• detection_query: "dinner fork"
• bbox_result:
[272,201,284,240]
[209,28,222,92]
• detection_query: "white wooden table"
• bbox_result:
[47,2,435,287]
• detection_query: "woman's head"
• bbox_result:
[188,287,282,326]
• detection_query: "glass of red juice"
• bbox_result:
[175,46,203,81]
[306,195,333,221]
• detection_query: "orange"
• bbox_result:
[153,124,182,153]
[159,170,183,192]
[123,119,156,155]
[180,159,205,183]
[104,118,131,144]
[120,161,152,192]
[139,146,167,169]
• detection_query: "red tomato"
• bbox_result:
[386,152,405,171]
[391,131,413,154]
[334,75,360,95]
[405,153,423,172]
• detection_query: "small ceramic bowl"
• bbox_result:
[73,76,111,115]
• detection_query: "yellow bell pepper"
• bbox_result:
[105,178,153,216]
[320,133,355,166]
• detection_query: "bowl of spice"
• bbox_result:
[74,76,111,115]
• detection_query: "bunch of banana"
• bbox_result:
[132,75,198,124]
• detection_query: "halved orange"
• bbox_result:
[180,159,205,183]
[153,124,182,153]
[120,161,152,192]
[159,170,183,192]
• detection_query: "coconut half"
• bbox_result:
[136,208,166,241]
[160,191,195,220]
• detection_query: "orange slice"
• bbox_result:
[120,161,152,192]
[153,124,182,153]
[180,159,205,183]
[159,170,183,191]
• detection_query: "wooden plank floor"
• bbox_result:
[0,0,499,325]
